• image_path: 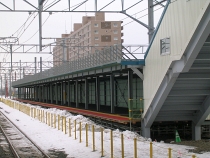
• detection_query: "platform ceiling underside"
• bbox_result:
[157,35,210,122]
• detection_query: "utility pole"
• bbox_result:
[10,44,12,99]
[35,57,37,74]
[148,0,154,43]
[38,0,43,51]
[0,76,2,97]
[19,60,21,79]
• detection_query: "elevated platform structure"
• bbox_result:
[142,0,210,140]
[12,45,145,123]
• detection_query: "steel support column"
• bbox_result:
[55,83,58,105]
[68,81,71,106]
[128,69,133,100]
[96,76,100,111]
[75,80,78,108]
[148,0,154,42]
[85,78,89,109]
[50,83,53,104]
[61,82,63,105]
[110,74,115,113]
[192,122,201,140]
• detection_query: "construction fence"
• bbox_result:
[0,98,198,158]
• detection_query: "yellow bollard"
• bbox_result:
[69,118,71,137]
[48,113,50,126]
[86,124,88,147]
[54,114,56,128]
[45,112,47,124]
[61,116,63,132]
[110,130,114,158]
[34,108,36,118]
[79,122,82,143]
[121,134,124,158]
[58,115,60,130]
[168,148,172,158]
[134,138,137,158]
[64,117,66,134]
[41,110,43,122]
[51,113,53,127]
[92,125,95,151]
[42,110,44,122]
[101,128,104,157]
[74,120,77,139]
[192,155,196,158]
[150,142,153,158]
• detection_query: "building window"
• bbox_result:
[94,30,98,34]
[95,37,99,40]
[94,23,98,27]
[95,44,99,46]
[114,37,118,40]
[113,23,118,27]
[113,30,118,34]
[160,37,170,55]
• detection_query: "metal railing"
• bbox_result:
[12,44,147,86]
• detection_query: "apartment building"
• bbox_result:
[53,12,123,67]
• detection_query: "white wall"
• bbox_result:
[143,0,210,115]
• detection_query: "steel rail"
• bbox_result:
[0,124,20,158]
[0,111,51,158]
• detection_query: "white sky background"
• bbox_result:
[0,0,165,64]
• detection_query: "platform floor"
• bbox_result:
[15,99,141,124]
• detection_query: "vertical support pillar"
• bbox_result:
[42,85,45,102]
[192,122,201,140]
[63,81,66,105]
[128,69,133,101]
[110,74,115,113]
[28,87,31,100]
[10,44,12,99]
[61,82,63,105]
[40,57,42,74]
[75,80,78,108]
[68,80,71,106]
[148,0,154,43]
[24,87,26,99]
[55,83,58,105]
[96,76,100,111]
[85,78,89,109]
[104,81,106,105]
[19,60,21,79]
[35,57,37,74]
[50,83,53,104]
[141,119,151,138]
[38,0,43,51]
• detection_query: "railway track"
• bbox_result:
[0,111,50,158]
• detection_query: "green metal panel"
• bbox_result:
[89,82,96,104]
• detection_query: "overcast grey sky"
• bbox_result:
[0,0,164,63]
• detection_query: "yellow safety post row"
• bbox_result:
[2,99,200,158]
[61,116,63,132]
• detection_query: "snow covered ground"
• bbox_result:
[0,100,210,158]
